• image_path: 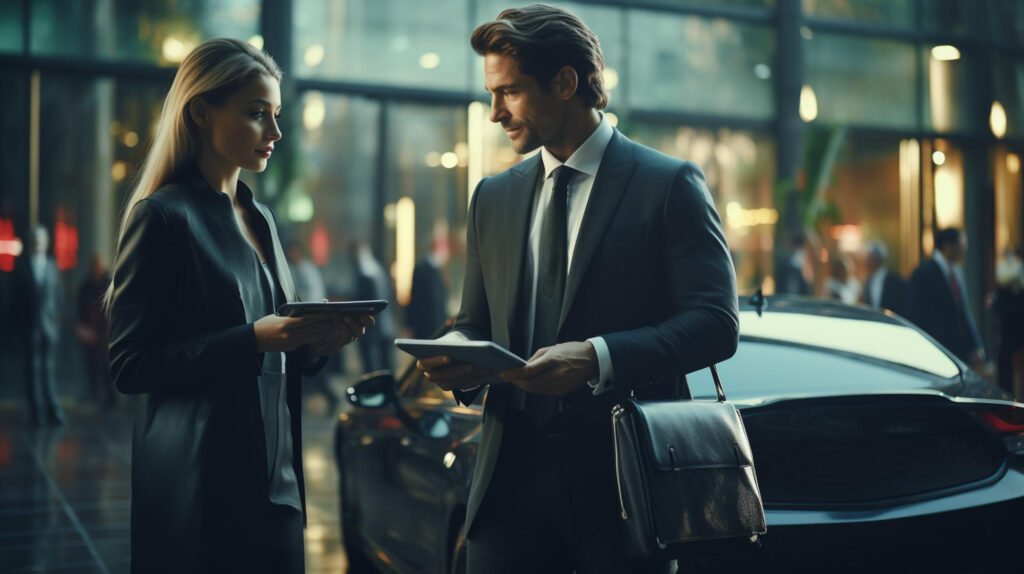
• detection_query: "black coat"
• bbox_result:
[108,167,323,572]
[451,130,739,535]
[909,258,983,362]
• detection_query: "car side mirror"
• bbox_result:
[345,370,396,408]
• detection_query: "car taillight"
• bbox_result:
[971,405,1024,453]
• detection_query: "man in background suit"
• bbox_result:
[417,5,738,572]
[862,240,908,317]
[910,228,985,367]
[16,225,66,426]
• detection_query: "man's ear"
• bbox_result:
[188,99,210,129]
[553,66,579,101]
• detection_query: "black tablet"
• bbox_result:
[276,300,388,318]
[394,338,526,377]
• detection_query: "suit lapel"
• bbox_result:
[558,131,636,330]
[503,155,543,353]
[253,203,298,303]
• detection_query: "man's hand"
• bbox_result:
[417,355,492,392]
[312,314,375,356]
[499,341,598,396]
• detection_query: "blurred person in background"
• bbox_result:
[775,233,812,295]
[15,224,66,427]
[105,38,373,573]
[76,254,112,411]
[861,239,908,317]
[825,251,861,304]
[407,237,449,338]
[993,247,1024,396]
[285,239,326,303]
[910,228,985,368]
[351,240,395,373]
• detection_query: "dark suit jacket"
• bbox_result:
[879,270,909,318]
[909,258,982,362]
[15,254,60,343]
[107,166,323,573]
[452,130,739,535]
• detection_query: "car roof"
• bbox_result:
[737,295,961,379]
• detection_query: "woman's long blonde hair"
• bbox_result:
[106,38,281,306]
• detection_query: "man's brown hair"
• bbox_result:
[471,3,609,110]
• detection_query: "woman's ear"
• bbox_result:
[554,66,579,101]
[188,99,210,129]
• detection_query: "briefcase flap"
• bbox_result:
[626,399,754,472]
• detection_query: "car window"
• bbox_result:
[738,311,960,378]
[686,341,962,402]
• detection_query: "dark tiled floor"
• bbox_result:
[0,400,351,573]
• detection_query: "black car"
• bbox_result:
[334,297,1024,573]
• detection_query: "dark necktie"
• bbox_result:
[522,165,577,427]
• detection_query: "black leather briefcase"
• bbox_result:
[612,365,766,557]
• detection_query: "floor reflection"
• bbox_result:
[0,401,350,573]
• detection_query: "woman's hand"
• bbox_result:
[311,314,376,356]
[253,313,336,353]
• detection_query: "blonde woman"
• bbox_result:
[107,38,371,573]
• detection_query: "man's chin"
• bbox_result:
[511,138,541,156]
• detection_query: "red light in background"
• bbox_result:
[54,209,79,271]
[0,217,20,272]
[311,224,329,267]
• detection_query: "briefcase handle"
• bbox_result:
[710,364,726,402]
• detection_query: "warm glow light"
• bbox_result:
[829,224,863,252]
[304,44,325,68]
[303,93,326,131]
[123,131,139,148]
[1007,153,1020,174]
[932,150,946,165]
[247,35,264,50]
[419,52,441,69]
[111,161,129,183]
[396,197,415,306]
[934,165,963,228]
[931,45,961,61]
[991,101,1008,139]
[468,101,485,207]
[425,152,441,167]
[725,202,778,229]
[603,68,619,91]
[162,37,189,63]
[606,112,619,127]
[440,152,459,169]
[799,85,818,123]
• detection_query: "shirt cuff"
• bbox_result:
[586,336,615,395]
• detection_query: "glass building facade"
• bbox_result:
[1,0,1023,396]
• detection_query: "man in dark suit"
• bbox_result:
[16,225,66,426]
[417,5,738,573]
[862,239,908,317]
[910,228,984,367]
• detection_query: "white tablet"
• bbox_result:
[394,338,526,378]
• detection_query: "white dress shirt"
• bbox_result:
[444,116,617,394]
[525,115,616,394]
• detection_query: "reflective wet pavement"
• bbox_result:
[0,403,350,573]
